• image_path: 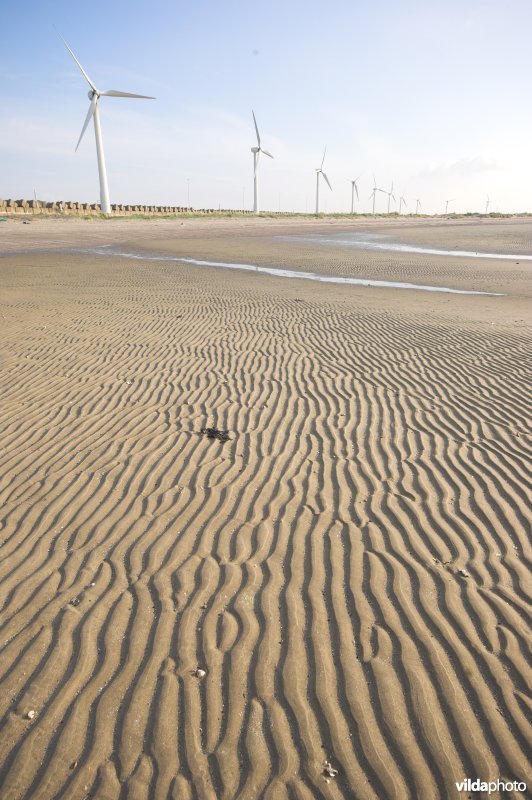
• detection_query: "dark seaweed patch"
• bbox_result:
[200,427,231,443]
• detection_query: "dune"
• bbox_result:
[0,217,530,799]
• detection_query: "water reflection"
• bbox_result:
[278,232,532,261]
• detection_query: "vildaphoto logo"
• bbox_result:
[455,778,527,794]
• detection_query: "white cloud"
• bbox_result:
[420,156,503,178]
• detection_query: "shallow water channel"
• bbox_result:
[85,246,504,297]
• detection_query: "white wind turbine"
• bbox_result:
[485,196,490,214]
[398,195,407,214]
[369,175,383,215]
[444,199,454,214]
[386,181,395,214]
[60,33,155,214]
[350,175,361,214]
[315,147,332,214]
[415,198,422,214]
[251,110,274,214]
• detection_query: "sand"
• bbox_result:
[0,216,530,799]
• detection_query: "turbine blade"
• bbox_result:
[75,95,97,151]
[260,148,274,159]
[322,172,332,191]
[252,110,261,147]
[354,183,359,200]
[57,30,98,92]
[321,146,327,169]
[101,89,155,99]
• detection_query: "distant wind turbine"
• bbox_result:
[386,181,395,214]
[398,195,407,214]
[315,147,332,214]
[415,198,422,215]
[445,199,453,214]
[485,196,490,214]
[350,175,360,214]
[59,32,155,215]
[251,110,273,214]
[369,175,384,215]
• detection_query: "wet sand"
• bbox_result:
[0,217,531,799]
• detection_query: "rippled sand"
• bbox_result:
[0,217,531,799]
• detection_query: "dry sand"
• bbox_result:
[0,216,530,799]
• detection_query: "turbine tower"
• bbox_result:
[445,199,453,215]
[315,147,332,214]
[398,195,407,214]
[251,110,274,214]
[485,196,490,214]
[350,175,360,214]
[415,198,422,215]
[386,181,395,214]
[59,33,155,215]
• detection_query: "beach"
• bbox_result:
[0,216,530,799]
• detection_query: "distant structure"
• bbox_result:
[350,176,360,213]
[369,175,384,215]
[485,196,490,214]
[415,198,422,214]
[315,148,332,214]
[386,181,395,214]
[398,195,407,214]
[251,110,274,214]
[0,199,253,216]
[59,32,155,215]
[445,199,453,214]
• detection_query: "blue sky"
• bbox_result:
[1,0,531,213]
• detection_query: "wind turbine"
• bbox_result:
[415,198,422,215]
[386,181,395,214]
[398,195,407,214]
[485,196,490,214]
[315,147,332,214]
[251,110,273,214]
[59,33,155,214]
[350,175,360,214]
[369,175,383,215]
[444,199,453,215]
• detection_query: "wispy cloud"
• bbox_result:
[420,156,502,177]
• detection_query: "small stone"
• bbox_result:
[192,667,206,679]
[26,710,35,720]
[458,568,470,578]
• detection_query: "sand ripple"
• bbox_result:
[0,246,530,799]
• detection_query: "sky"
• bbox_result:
[1,0,531,214]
